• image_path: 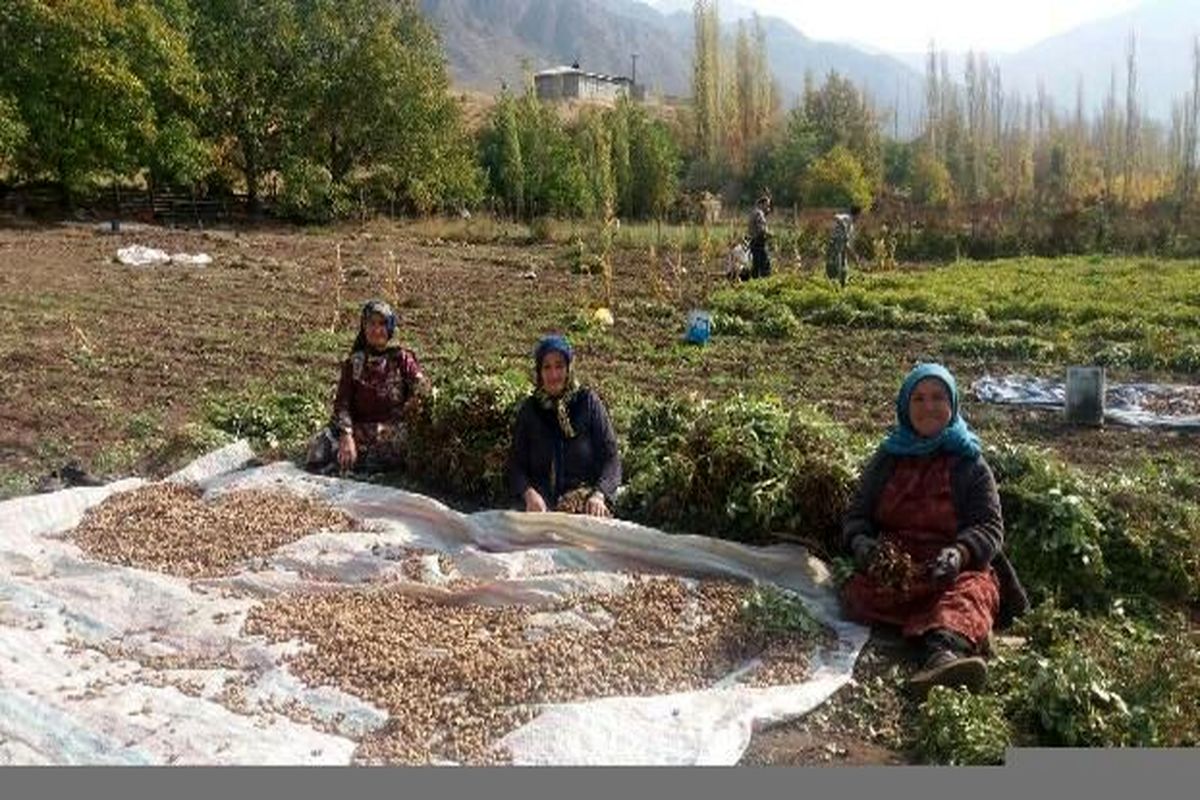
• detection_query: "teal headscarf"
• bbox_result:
[881,363,981,458]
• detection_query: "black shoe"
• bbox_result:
[59,463,104,487]
[907,650,988,700]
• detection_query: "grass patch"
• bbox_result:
[0,469,34,501]
[943,335,1057,361]
[204,378,329,454]
[708,258,1200,373]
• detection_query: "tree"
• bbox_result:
[745,106,819,207]
[508,93,588,218]
[924,42,941,158]
[481,93,525,217]
[731,14,776,171]
[1124,32,1139,203]
[608,97,634,217]
[911,148,953,206]
[0,94,27,172]
[0,0,202,194]
[1100,68,1122,202]
[286,0,481,214]
[884,140,916,192]
[692,0,721,165]
[804,73,883,192]
[576,108,615,217]
[629,110,681,219]
[802,144,873,209]
[124,0,209,190]
[1178,37,1200,207]
[190,0,301,210]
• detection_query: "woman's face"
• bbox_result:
[909,377,953,439]
[539,351,569,396]
[364,313,390,349]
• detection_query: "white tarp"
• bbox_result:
[0,443,869,766]
[116,246,212,267]
[973,374,1200,430]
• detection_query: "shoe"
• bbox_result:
[907,650,988,700]
[59,463,104,487]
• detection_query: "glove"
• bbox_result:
[930,546,965,586]
[850,535,879,571]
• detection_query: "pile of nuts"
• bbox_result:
[70,484,833,765]
[553,487,593,515]
[72,484,356,577]
[245,576,829,765]
[866,541,923,593]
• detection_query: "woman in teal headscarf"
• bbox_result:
[841,364,1028,697]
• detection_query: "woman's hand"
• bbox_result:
[523,488,548,513]
[585,492,611,519]
[850,534,879,571]
[929,545,966,586]
[337,432,358,471]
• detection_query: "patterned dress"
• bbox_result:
[305,347,425,472]
[841,454,1001,645]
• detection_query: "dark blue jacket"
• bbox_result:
[508,388,621,506]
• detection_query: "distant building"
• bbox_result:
[534,64,644,103]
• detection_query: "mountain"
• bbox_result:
[420,0,691,95]
[892,0,1199,121]
[637,0,758,20]
[1000,0,1199,120]
[419,0,924,130]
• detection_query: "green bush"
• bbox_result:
[986,443,1109,609]
[1019,648,1133,746]
[618,395,858,551]
[206,386,328,453]
[944,335,1056,361]
[989,603,1200,748]
[915,687,1011,765]
[1098,469,1200,605]
[403,366,529,505]
[802,145,873,210]
[278,158,337,223]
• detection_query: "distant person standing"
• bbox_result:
[747,194,772,280]
[826,205,863,288]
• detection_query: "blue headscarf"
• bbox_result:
[881,363,981,458]
[351,299,397,354]
[534,334,574,372]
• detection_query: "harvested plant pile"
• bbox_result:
[245,576,833,764]
[866,542,923,593]
[72,483,356,577]
[618,395,859,552]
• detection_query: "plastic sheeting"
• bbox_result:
[973,374,1200,430]
[1,444,868,766]
[116,246,212,267]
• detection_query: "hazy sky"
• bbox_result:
[688,0,1148,53]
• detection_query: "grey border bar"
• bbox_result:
[4,754,1197,800]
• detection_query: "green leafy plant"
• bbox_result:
[915,687,1011,765]
[740,585,825,639]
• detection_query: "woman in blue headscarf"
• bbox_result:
[508,335,621,517]
[841,364,1027,697]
